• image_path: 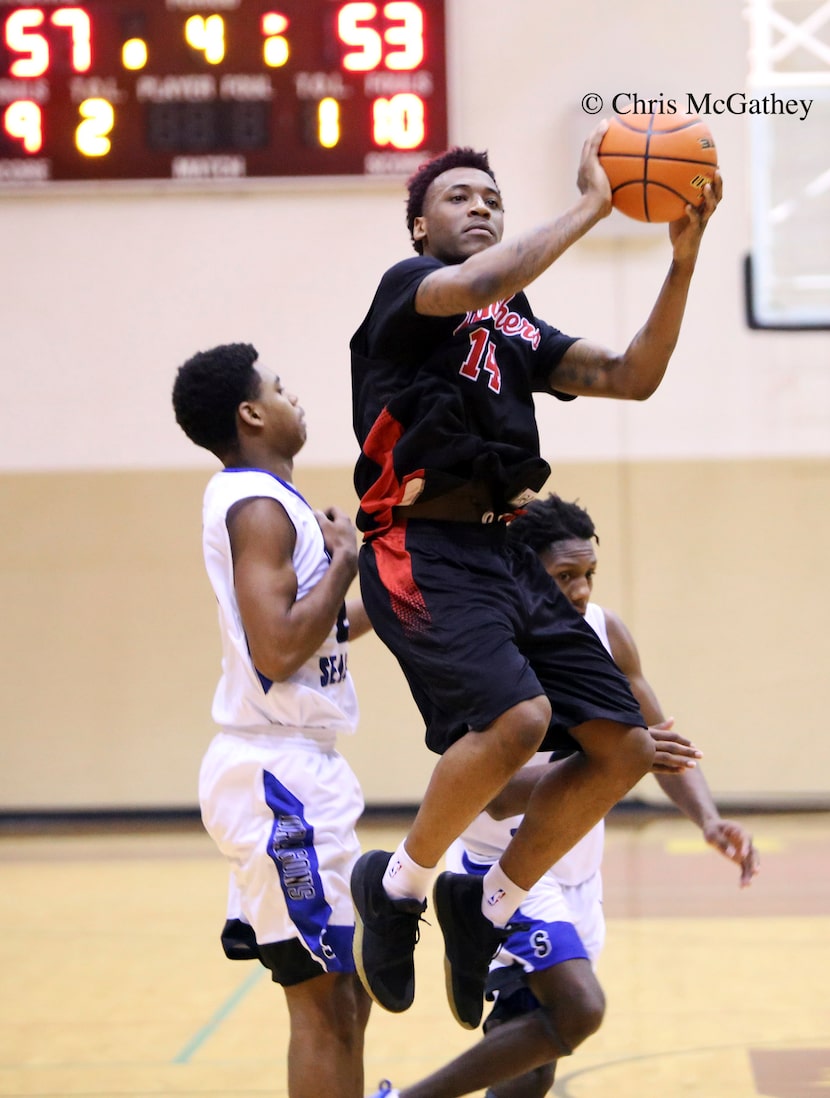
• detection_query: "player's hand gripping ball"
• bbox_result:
[598,112,718,222]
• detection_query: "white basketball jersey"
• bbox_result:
[202,468,359,736]
[458,601,612,886]
[582,600,610,654]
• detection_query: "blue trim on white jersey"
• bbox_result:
[221,467,312,510]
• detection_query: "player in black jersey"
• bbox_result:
[349,123,721,1039]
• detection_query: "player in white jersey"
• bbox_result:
[367,496,758,1098]
[173,342,371,1098]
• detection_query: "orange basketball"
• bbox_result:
[598,112,718,222]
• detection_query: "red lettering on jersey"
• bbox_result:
[454,297,541,350]
[459,327,502,393]
[459,327,490,381]
[482,341,501,392]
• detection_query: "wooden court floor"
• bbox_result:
[1,810,828,1098]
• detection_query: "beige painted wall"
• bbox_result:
[1,0,828,810]
[1,457,827,810]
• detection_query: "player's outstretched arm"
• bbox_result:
[546,170,721,402]
[648,718,701,773]
[702,816,760,887]
[414,123,612,318]
[656,766,760,887]
[669,170,722,263]
[602,601,759,888]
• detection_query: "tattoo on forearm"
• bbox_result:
[552,358,601,391]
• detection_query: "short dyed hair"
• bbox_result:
[172,342,260,457]
[405,146,498,253]
[507,494,599,554]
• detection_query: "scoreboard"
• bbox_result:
[0,0,448,184]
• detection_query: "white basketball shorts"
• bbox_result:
[446,839,606,972]
[199,727,364,977]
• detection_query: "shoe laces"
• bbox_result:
[388,903,429,945]
[487,918,530,962]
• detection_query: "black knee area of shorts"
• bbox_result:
[220,918,259,960]
[483,987,542,1033]
[220,919,325,986]
[257,938,327,985]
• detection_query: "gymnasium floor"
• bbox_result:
[1,810,828,1098]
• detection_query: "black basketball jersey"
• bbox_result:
[351,255,579,535]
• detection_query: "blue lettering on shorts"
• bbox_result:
[502,914,588,972]
[263,771,353,973]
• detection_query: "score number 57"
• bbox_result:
[2,6,106,156]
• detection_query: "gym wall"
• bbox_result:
[1,0,827,811]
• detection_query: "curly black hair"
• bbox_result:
[507,494,599,553]
[172,342,260,457]
[405,146,498,254]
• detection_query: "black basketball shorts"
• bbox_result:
[359,518,644,754]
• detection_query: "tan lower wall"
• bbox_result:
[2,458,828,811]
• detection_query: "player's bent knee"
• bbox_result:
[543,981,606,1052]
[494,695,552,760]
[574,720,655,783]
[573,983,606,1044]
[626,723,656,777]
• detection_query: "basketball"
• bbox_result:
[598,112,718,222]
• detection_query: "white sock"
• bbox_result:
[481,862,529,928]
[382,840,434,903]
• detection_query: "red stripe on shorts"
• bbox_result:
[373,523,431,635]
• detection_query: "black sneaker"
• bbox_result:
[351,849,427,1013]
[433,871,512,1030]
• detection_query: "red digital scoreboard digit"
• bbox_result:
[0,0,448,184]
